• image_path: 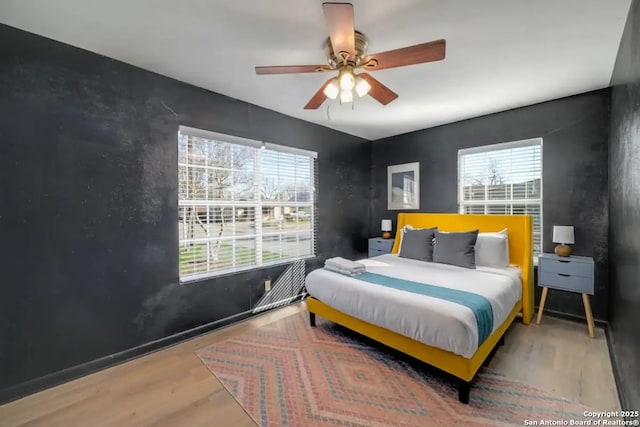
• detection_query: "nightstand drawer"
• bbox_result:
[368,238,393,257]
[539,271,594,294]
[539,258,592,278]
[368,248,389,257]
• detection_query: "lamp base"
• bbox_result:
[554,244,571,257]
[382,231,392,239]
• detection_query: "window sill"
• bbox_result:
[179,255,316,284]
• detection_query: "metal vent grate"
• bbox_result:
[252,260,306,313]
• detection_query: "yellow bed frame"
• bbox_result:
[306,213,534,403]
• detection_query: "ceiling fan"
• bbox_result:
[255,2,446,110]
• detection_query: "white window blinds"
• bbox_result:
[458,138,543,256]
[178,127,317,281]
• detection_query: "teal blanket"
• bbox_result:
[355,272,494,344]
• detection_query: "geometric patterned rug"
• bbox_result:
[195,311,595,427]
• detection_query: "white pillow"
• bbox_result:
[475,228,509,268]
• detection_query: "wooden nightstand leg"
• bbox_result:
[536,287,548,325]
[582,293,596,338]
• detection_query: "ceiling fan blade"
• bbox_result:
[362,39,446,71]
[255,65,332,75]
[304,78,334,110]
[359,73,398,105]
[322,2,356,61]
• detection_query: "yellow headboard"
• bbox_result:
[392,213,534,324]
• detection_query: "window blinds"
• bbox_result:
[178,127,317,281]
[458,138,543,255]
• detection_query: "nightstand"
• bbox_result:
[536,253,596,338]
[368,237,394,257]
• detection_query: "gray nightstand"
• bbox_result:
[536,253,596,338]
[368,237,394,257]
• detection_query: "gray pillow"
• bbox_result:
[433,230,479,269]
[398,227,437,262]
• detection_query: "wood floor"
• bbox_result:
[0,303,619,427]
[491,313,620,411]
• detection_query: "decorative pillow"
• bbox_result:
[397,224,415,253]
[433,230,479,269]
[398,227,437,262]
[475,228,510,268]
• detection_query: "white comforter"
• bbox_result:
[305,254,522,358]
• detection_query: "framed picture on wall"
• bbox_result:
[387,162,420,210]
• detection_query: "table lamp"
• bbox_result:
[381,219,392,239]
[553,225,574,257]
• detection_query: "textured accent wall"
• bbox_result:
[608,0,640,411]
[371,90,610,321]
[0,24,370,401]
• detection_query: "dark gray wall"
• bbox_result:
[371,90,610,321]
[609,0,640,411]
[0,24,370,400]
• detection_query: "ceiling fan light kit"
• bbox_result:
[255,2,446,110]
[322,67,371,102]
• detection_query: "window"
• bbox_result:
[178,126,317,281]
[458,138,543,256]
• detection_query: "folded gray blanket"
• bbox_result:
[324,257,365,275]
[324,264,365,276]
[325,256,366,270]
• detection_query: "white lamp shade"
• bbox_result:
[340,89,353,103]
[339,70,355,90]
[354,75,371,97]
[323,79,339,99]
[553,225,575,244]
[381,219,392,232]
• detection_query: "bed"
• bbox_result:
[305,213,534,403]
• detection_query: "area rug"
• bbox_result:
[195,311,593,426]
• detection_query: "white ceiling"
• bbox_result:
[0,0,631,140]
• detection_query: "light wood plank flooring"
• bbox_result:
[0,303,619,427]
[490,314,620,411]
